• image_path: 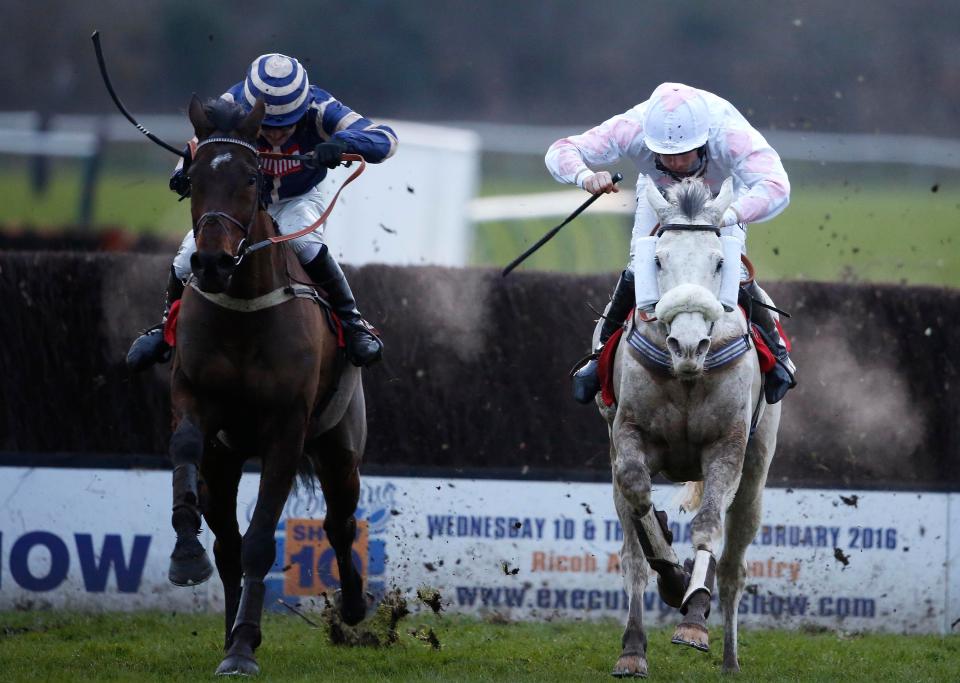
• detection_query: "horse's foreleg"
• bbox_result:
[612,485,649,678]
[168,416,214,586]
[199,439,244,650]
[718,404,780,673]
[216,425,304,677]
[672,425,747,653]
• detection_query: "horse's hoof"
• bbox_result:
[611,653,648,678]
[333,587,368,626]
[671,622,710,652]
[215,654,260,677]
[168,550,214,587]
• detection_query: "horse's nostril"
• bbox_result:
[218,253,235,270]
[667,337,681,356]
[696,338,710,356]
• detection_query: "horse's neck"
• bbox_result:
[227,213,289,298]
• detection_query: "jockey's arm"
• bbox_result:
[313,92,398,163]
[545,112,644,192]
[714,115,791,227]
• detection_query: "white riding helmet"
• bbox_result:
[242,54,310,127]
[642,83,710,154]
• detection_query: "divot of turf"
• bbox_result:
[416,586,444,615]
[323,588,409,647]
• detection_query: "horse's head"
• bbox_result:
[186,95,265,293]
[646,177,735,378]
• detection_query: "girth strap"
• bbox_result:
[187,278,322,313]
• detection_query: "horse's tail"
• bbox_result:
[673,481,704,513]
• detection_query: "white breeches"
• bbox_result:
[172,187,328,280]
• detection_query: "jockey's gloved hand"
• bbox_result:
[169,170,191,198]
[311,140,349,169]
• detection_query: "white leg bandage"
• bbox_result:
[681,548,716,609]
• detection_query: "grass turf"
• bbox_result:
[1,163,958,286]
[0,610,957,681]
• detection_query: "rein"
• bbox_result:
[192,135,366,264]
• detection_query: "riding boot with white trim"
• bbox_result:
[743,280,797,404]
[126,266,184,372]
[303,246,383,367]
[571,269,636,404]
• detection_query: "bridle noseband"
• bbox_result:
[656,223,721,237]
[192,136,264,266]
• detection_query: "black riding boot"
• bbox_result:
[571,269,636,404]
[303,247,383,367]
[126,266,184,372]
[743,281,797,404]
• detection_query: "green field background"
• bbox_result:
[1,154,957,287]
[0,611,957,682]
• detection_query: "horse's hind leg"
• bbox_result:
[168,416,214,586]
[672,424,748,653]
[313,390,368,625]
[718,403,780,673]
[199,438,244,649]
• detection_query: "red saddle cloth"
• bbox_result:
[596,308,788,407]
[163,299,181,347]
[597,322,627,407]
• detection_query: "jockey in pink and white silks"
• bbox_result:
[545,82,796,404]
[127,53,398,372]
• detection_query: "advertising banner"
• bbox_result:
[1,467,953,633]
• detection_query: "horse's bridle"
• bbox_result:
[656,223,720,237]
[191,136,267,267]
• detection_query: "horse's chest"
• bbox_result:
[181,346,315,402]
[645,398,739,452]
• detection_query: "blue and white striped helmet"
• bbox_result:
[242,54,310,127]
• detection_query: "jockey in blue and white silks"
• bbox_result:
[127,53,398,372]
[545,82,796,405]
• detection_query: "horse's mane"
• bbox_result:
[202,97,248,136]
[665,178,713,223]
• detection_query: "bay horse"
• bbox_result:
[600,177,782,676]
[167,96,368,676]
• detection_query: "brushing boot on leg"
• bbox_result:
[303,246,383,367]
[571,269,636,404]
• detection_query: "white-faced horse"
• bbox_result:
[600,177,781,676]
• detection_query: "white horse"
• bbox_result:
[600,177,781,676]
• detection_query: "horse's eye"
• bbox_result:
[654,256,662,269]
[716,258,724,273]
[247,175,258,186]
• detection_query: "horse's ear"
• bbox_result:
[644,177,672,219]
[237,98,265,141]
[711,176,736,222]
[189,94,215,140]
